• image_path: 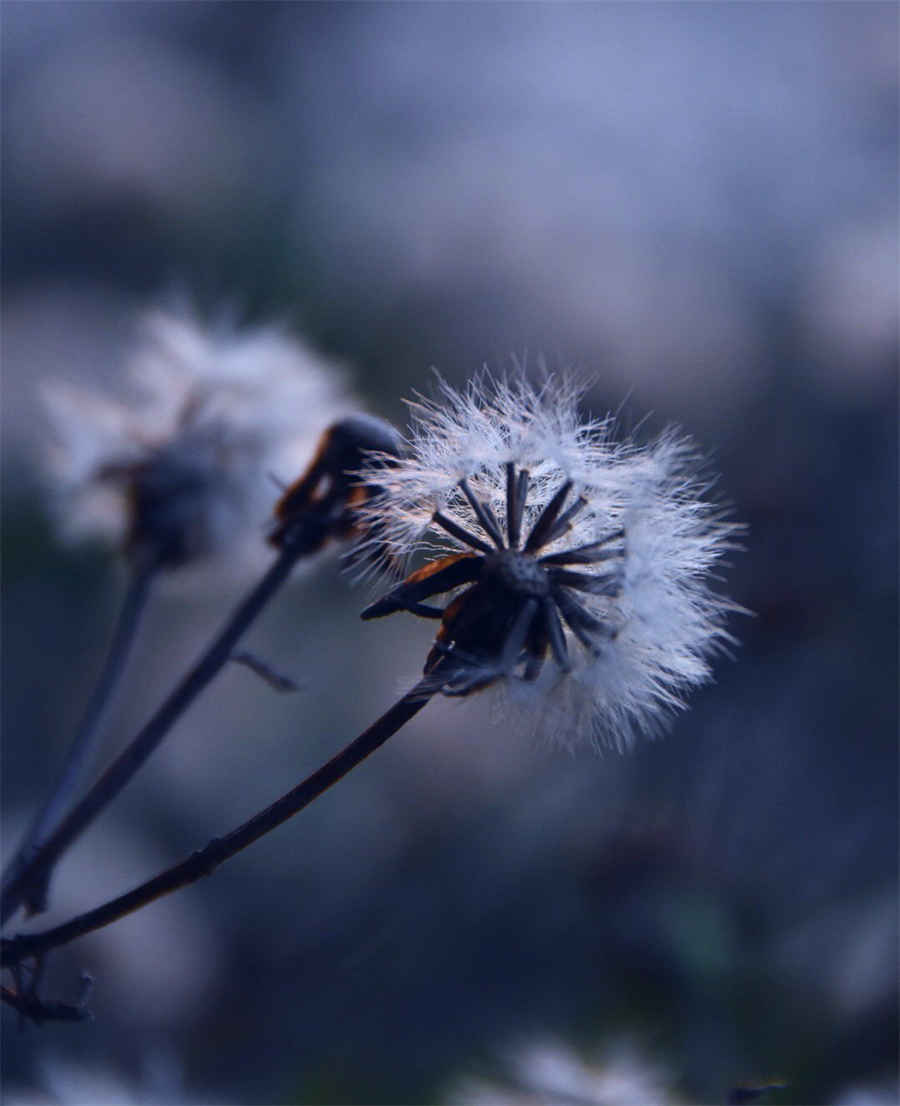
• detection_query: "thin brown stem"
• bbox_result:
[2,678,435,966]
[2,555,158,917]
[2,540,306,926]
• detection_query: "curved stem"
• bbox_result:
[3,556,158,917]
[2,678,435,965]
[2,542,305,926]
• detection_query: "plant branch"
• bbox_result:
[2,540,306,926]
[3,555,158,917]
[2,677,435,966]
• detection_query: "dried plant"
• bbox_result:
[2,368,742,1032]
[2,311,393,924]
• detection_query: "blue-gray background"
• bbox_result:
[2,4,897,1103]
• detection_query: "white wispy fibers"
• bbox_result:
[41,309,351,574]
[361,372,740,749]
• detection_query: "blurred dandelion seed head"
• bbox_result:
[445,1037,685,1106]
[361,372,741,748]
[41,309,351,573]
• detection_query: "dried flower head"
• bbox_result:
[42,310,350,571]
[361,373,740,748]
[269,413,407,562]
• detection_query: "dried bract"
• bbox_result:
[361,373,740,748]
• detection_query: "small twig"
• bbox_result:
[2,555,158,917]
[2,676,436,967]
[2,972,94,1025]
[230,650,300,693]
[2,539,308,926]
[727,1084,789,1105]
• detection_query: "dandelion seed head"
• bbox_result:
[361,372,741,748]
[41,309,351,573]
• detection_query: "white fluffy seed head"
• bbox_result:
[41,309,351,574]
[360,372,621,568]
[360,371,742,749]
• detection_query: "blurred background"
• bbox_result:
[2,3,897,1104]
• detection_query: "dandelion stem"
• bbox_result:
[2,540,307,926]
[2,554,158,918]
[1,677,435,965]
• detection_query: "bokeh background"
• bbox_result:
[2,3,897,1104]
